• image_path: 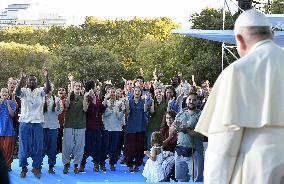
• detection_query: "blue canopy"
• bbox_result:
[267,14,284,30]
[172,14,284,47]
[172,29,284,47]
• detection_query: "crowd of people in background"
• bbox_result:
[1,9,281,184]
[0,68,211,182]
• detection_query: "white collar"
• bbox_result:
[248,39,273,55]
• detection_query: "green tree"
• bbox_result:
[0,26,48,45]
[0,42,56,87]
[81,17,180,68]
[264,0,284,14]
[134,35,181,83]
[50,45,125,88]
[175,8,237,84]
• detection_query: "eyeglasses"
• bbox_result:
[58,89,66,91]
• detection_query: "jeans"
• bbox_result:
[43,128,58,166]
[175,150,204,182]
[19,122,43,168]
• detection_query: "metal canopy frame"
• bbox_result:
[172,0,284,70]
[221,0,242,70]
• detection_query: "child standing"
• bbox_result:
[0,88,16,172]
[142,131,165,182]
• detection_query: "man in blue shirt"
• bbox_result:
[173,92,204,182]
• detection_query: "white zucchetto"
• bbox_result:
[234,9,271,34]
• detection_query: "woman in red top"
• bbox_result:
[160,110,178,182]
[160,110,177,152]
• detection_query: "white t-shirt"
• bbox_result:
[18,87,46,123]
[43,96,63,129]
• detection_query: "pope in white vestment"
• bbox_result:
[195,9,284,184]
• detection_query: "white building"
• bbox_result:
[0,3,67,28]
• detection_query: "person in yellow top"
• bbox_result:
[195,9,284,184]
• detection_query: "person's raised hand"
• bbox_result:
[89,89,95,97]
[20,70,27,80]
[43,67,49,78]
[168,97,175,105]
[144,151,150,155]
[122,77,127,84]
[68,73,74,82]
[84,92,89,101]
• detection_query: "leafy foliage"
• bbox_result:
[264,0,284,14]
[0,42,55,87]
[175,8,237,84]
[0,8,239,87]
[49,45,125,88]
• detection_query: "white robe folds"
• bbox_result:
[195,39,284,184]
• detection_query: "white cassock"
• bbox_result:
[195,39,284,184]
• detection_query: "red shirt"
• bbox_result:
[86,96,105,130]
[58,98,66,129]
[160,126,177,152]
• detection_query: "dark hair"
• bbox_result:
[190,86,197,93]
[188,92,198,96]
[202,80,210,84]
[109,86,116,91]
[151,131,163,147]
[43,95,56,113]
[109,86,117,93]
[29,74,37,78]
[58,87,67,91]
[136,76,144,82]
[27,75,37,82]
[165,86,176,99]
[149,83,155,96]
[84,80,95,92]
[161,110,177,128]
[27,74,37,82]
[244,26,273,40]
[171,76,181,84]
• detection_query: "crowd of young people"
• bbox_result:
[0,70,211,182]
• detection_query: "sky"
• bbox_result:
[0,0,238,28]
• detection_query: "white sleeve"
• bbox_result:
[204,128,243,184]
[39,87,46,97]
[18,88,27,98]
